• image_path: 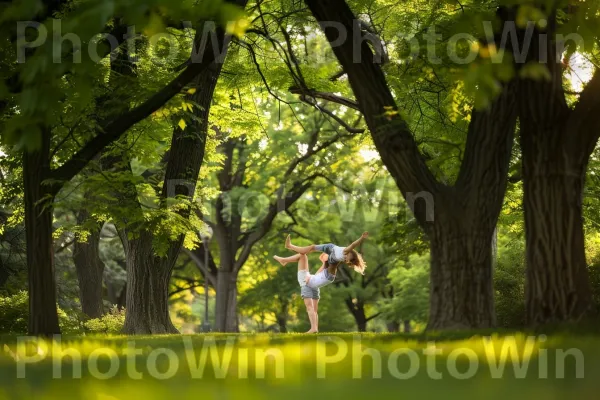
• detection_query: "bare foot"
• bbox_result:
[285,234,291,249]
[273,255,288,266]
[306,329,318,333]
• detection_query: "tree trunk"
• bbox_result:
[215,269,239,332]
[491,226,498,271]
[345,298,368,332]
[403,320,411,333]
[73,211,105,318]
[122,231,179,334]
[428,219,496,330]
[226,282,239,332]
[23,132,61,335]
[521,126,592,324]
[276,301,288,333]
[357,317,367,332]
[215,270,229,331]
[518,27,594,325]
[386,321,400,332]
[120,35,229,334]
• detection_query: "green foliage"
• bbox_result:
[0,291,81,333]
[83,306,125,334]
[0,291,28,333]
[379,253,430,325]
[494,230,526,328]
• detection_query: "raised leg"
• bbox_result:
[273,253,302,267]
[285,234,316,254]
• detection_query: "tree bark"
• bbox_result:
[122,231,179,334]
[23,131,60,335]
[428,218,496,329]
[402,320,411,333]
[521,156,591,324]
[276,301,289,333]
[226,281,239,332]
[357,318,367,332]
[73,210,105,318]
[215,269,237,332]
[214,270,229,332]
[517,20,597,325]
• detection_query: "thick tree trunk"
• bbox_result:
[518,28,594,325]
[428,220,496,330]
[122,231,179,334]
[120,33,229,334]
[403,320,411,333]
[73,211,105,318]
[23,132,61,335]
[521,125,592,324]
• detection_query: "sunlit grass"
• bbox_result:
[0,332,598,399]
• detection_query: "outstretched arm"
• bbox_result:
[343,232,369,254]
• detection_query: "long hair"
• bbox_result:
[347,250,367,275]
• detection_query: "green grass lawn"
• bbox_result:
[0,332,598,399]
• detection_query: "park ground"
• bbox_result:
[0,332,599,399]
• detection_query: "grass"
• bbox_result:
[0,332,598,399]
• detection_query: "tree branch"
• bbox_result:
[300,95,365,134]
[46,0,252,193]
[365,312,382,322]
[304,0,439,211]
[183,247,218,287]
[290,87,360,110]
[569,68,600,158]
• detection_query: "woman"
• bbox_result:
[273,252,336,333]
[285,233,368,274]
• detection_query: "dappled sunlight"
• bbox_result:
[566,53,595,92]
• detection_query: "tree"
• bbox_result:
[514,1,600,324]
[1,0,245,335]
[72,209,105,318]
[303,0,518,329]
[113,12,249,333]
[201,113,360,331]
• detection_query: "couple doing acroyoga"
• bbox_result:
[274,232,369,333]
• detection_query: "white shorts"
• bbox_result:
[306,269,335,289]
[298,270,309,287]
[298,270,320,299]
